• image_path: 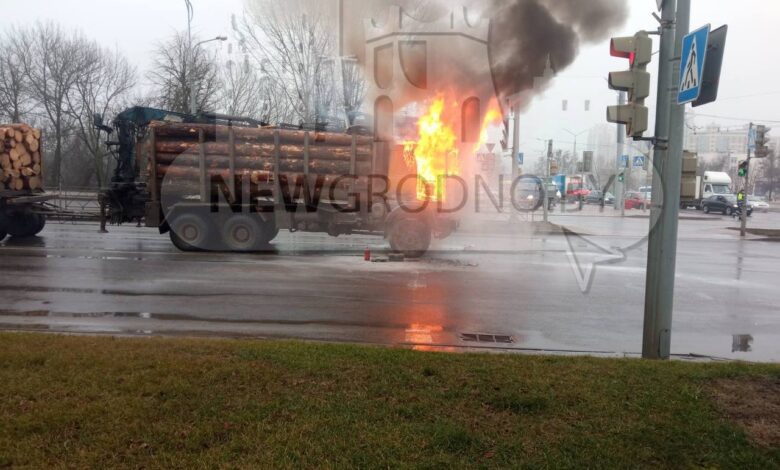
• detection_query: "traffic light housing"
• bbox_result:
[607,31,653,138]
[738,160,749,177]
[755,125,771,158]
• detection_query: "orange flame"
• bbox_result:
[404,98,459,202]
[403,96,504,202]
[475,99,503,154]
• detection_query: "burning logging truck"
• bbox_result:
[95,106,459,256]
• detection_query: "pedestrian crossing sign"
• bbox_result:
[678,24,710,104]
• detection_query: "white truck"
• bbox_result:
[681,171,732,209]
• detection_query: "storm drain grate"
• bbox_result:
[460,333,514,344]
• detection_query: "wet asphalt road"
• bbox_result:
[1,208,779,362]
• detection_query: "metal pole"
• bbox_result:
[643,0,684,360]
[338,0,344,57]
[572,136,577,161]
[617,91,626,215]
[185,0,195,115]
[741,123,752,236]
[510,104,520,221]
[547,139,553,178]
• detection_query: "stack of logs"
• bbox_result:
[0,124,43,191]
[147,122,374,194]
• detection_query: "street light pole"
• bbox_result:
[562,128,588,162]
[184,0,194,113]
[189,36,227,115]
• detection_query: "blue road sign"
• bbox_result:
[633,155,646,168]
[678,24,710,104]
[619,155,629,168]
[517,152,524,166]
[748,127,756,150]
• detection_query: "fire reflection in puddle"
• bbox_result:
[405,323,443,345]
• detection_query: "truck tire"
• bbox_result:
[388,216,432,258]
[169,213,215,251]
[222,214,263,252]
[0,213,7,241]
[258,220,279,246]
[29,214,46,236]
[7,213,43,238]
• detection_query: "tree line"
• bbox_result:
[0,1,365,189]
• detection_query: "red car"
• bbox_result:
[624,191,650,210]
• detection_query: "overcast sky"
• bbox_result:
[1,0,778,154]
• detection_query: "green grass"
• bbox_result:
[0,333,778,469]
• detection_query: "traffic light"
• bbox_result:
[607,31,653,137]
[755,125,771,158]
[618,172,625,183]
[738,160,749,177]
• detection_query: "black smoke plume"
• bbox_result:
[483,0,628,101]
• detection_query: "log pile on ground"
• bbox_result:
[146,122,374,192]
[0,124,43,191]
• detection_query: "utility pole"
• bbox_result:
[616,91,626,215]
[510,104,521,221]
[547,139,553,178]
[740,123,753,237]
[185,0,194,114]
[642,0,686,360]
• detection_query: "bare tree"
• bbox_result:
[217,57,265,119]
[148,31,220,114]
[67,46,136,187]
[0,33,31,122]
[341,58,366,124]
[237,0,334,125]
[15,22,93,186]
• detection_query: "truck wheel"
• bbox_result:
[257,217,279,246]
[7,213,41,238]
[222,215,262,252]
[0,213,7,241]
[29,214,46,236]
[388,217,432,258]
[169,213,215,251]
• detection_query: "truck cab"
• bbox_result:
[701,171,732,199]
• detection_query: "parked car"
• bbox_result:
[624,191,650,210]
[702,194,752,216]
[585,190,615,205]
[748,195,770,213]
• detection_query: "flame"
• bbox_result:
[475,99,503,154]
[403,98,459,202]
[403,96,504,202]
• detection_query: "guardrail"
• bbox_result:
[42,187,102,223]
